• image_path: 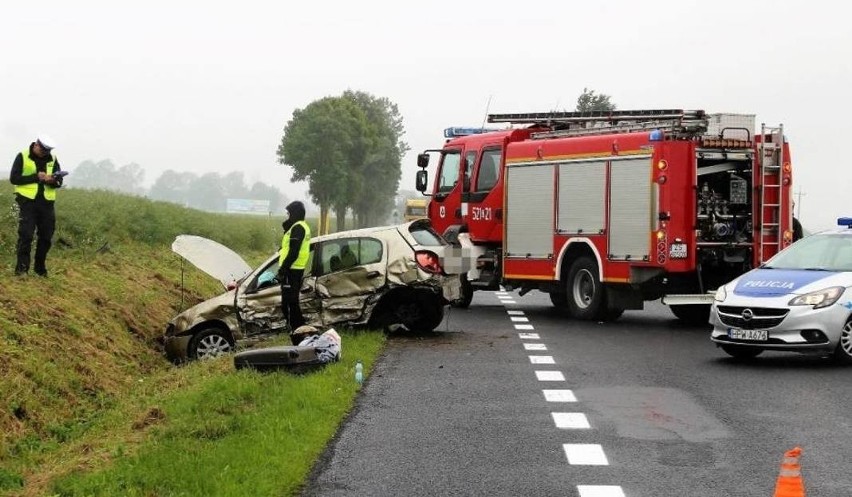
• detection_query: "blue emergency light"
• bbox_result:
[649,129,664,141]
[838,217,852,228]
[443,127,500,138]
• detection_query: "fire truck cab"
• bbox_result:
[415,109,794,323]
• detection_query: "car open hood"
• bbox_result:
[171,235,253,289]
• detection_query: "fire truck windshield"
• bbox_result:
[437,151,461,193]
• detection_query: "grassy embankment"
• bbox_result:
[0,183,385,496]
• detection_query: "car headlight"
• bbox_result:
[714,286,727,302]
[788,286,845,309]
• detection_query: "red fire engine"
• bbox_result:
[415,109,794,323]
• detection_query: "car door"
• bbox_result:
[313,237,387,326]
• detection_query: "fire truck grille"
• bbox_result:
[716,306,789,329]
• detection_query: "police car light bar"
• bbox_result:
[838,217,852,228]
[443,127,500,138]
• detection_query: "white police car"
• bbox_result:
[710,218,852,362]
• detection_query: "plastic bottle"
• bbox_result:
[355,360,364,385]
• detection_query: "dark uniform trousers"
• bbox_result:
[16,196,55,274]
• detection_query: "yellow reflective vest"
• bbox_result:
[278,220,311,270]
[14,149,57,201]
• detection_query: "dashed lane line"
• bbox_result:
[496,292,625,496]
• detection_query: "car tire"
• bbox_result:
[189,327,234,360]
[451,275,473,309]
[720,344,763,360]
[566,256,605,320]
[670,304,711,325]
[403,296,444,332]
[832,319,852,364]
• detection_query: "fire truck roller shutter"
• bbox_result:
[506,164,555,258]
[609,156,654,260]
[557,160,607,234]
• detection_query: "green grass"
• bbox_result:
[0,182,386,496]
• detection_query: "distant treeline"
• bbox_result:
[66,159,289,214]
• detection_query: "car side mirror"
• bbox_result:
[415,170,429,192]
[417,153,430,169]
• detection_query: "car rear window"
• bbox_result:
[408,224,446,247]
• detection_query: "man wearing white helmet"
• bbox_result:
[9,135,65,276]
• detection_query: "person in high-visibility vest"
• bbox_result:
[9,135,65,277]
[277,200,311,330]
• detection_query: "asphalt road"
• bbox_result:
[302,291,852,497]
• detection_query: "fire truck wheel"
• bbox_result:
[669,304,711,325]
[549,291,568,308]
[566,257,605,320]
[451,275,473,309]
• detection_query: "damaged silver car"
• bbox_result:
[164,220,461,362]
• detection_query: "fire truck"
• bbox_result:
[414,109,794,323]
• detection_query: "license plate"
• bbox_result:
[728,328,768,341]
[669,243,688,259]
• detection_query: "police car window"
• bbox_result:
[476,149,502,192]
[438,151,461,193]
[766,234,852,271]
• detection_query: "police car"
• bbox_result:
[710,218,852,362]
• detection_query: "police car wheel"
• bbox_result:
[720,344,763,360]
[832,319,852,364]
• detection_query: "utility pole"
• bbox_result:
[794,187,806,219]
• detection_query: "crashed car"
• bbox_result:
[164,220,461,362]
[710,217,852,362]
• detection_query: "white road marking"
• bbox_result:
[518,333,539,339]
[523,343,547,351]
[535,370,565,382]
[507,310,525,315]
[563,444,609,465]
[577,486,626,497]
[514,324,534,330]
[529,355,555,364]
[552,412,590,429]
[510,316,530,322]
[501,300,517,304]
[543,389,577,402]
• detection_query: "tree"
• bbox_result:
[71,159,146,195]
[576,88,616,112]
[277,96,370,234]
[343,90,409,228]
[149,170,196,206]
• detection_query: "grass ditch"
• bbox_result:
[0,183,386,496]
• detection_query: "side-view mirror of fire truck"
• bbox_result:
[417,153,430,169]
[415,169,429,193]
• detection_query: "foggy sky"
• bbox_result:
[2,1,849,229]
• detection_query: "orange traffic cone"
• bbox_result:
[773,446,805,497]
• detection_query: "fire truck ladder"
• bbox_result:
[487,109,708,139]
[757,123,785,263]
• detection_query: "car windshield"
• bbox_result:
[763,233,852,271]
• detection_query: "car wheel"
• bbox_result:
[670,304,711,325]
[720,344,763,359]
[189,328,234,360]
[566,256,605,320]
[451,275,473,309]
[832,319,852,364]
[401,297,444,332]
